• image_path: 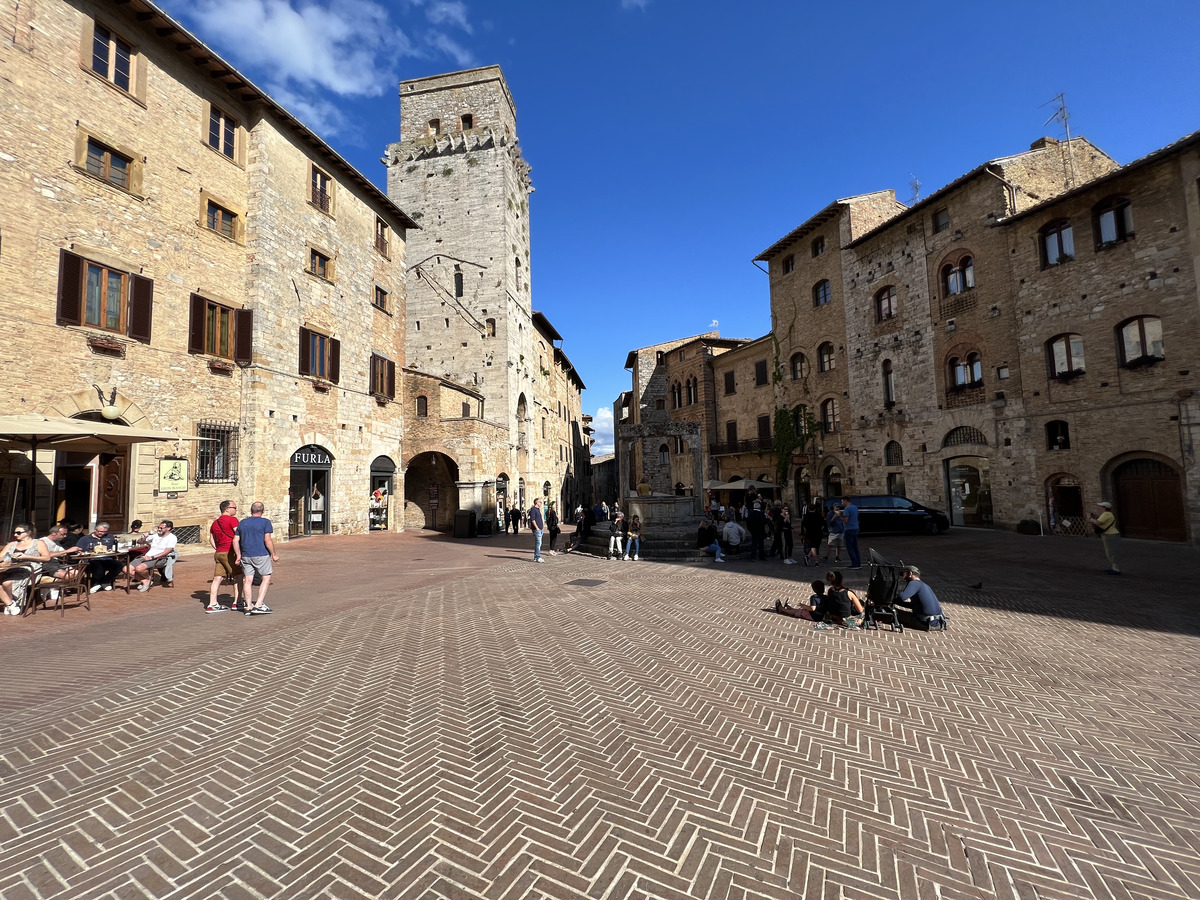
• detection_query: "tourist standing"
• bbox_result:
[1088,501,1121,575]
[207,500,245,613]
[529,497,545,563]
[842,500,862,568]
[235,502,279,615]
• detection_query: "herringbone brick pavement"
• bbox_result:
[0,529,1198,899]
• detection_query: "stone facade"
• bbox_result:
[0,0,414,539]
[385,66,589,522]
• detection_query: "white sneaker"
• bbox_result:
[49,589,60,600]
[90,584,105,594]
[5,603,20,615]
[715,557,726,563]
[633,555,639,561]
[103,585,112,591]
[622,555,629,561]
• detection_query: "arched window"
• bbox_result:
[1117,316,1164,366]
[882,359,896,406]
[1040,220,1075,266]
[1094,196,1133,246]
[416,395,428,418]
[941,255,975,296]
[790,352,809,380]
[812,279,832,307]
[820,398,839,433]
[686,376,698,405]
[427,118,441,136]
[1046,420,1071,450]
[817,342,835,373]
[658,444,670,465]
[950,352,983,388]
[1047,333,1085,377]
[485,317,496,337]
[884,440,903,466]
[942,426,988,448]
[875,286,898,322]
[670,381,683,408]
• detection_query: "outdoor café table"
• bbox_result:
[78,545,148,594]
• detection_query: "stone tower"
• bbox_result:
[386,65,538,503]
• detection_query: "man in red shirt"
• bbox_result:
[206,500,245,613]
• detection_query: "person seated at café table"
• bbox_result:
[125,520,177,592]
[56,519,86,549]
[37,524,88,603]
[116,520,147,545]
[76,521,119,593]
[2,523,51,615]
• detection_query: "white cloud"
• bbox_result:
[424,1,472,33]
[592,407,614,456]
[426,31,476,67]
[709,319,719,330]
[621,0,649,8]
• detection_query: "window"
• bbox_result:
[754,360,769,386]
[813,279,831,307]
[208,105,237,159]
[375,218,390,257]
[1118,316,1164,366]
[943,426,988,448]
[724,371,735,394]
[187,294,251,363]
[428,119,441,136]
[875,286,898,322]
[196,421,238,483]
[308,248,332,281]
[298,327,339,382]
[884,441,903,466]
[515,258,522,291]
[1047,333,1085,377]
[817,342,835,373]
[812,236,825,257]
[671,381,682,408]
[820,398,839,433]
[1095,196,1134,246]
[942,255,975,296]
[460,113,473,130]
[757,415,771,441]
[933,209,950,233]
[454,271,464,297]
[85,139,130,189]
[1040,220,1075,266]
[310,165,332,213]
[373,286,389,312]
[91,24,132,92]
[782,254,795,274]
[205,201,236,239]
[658,444,670,465]
[56,250,152,343]
[416,396,428,417]
[686,377,697,405]
[369,354,396,398]
[950,352,983,388]
[790,353,809,380]
[725,421,738,444]
[463,402,472,418]
[1046,420,1070,451]
[655,398,665,411]
[485,318,496,337]
[882,359,896,406]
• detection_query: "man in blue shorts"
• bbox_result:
[234,502,279,615]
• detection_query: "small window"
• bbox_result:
[781,254,795,274]
[950,352,983,387]
[310,165,332,213]
[84,261,128,332]
[686,376,697,405]
[309,248,332,280]
[373,286,389,312]
[817,342,835,373]
[790,353,809,380]
[454,271,464,297]
[1040,220,1075,267]
[882,359,896,406]
[811,236,825,257]
[1095,196,1134,246]
[460,113,473,130]
[91,23,132,92]
[461,401,471,418]
[757,415,771,441]
[195,296,231,359]
[1118,316,1164,366]
[754,360,769,386]
[369,353,396,398]
[1047,333,1085,377]
[933,209,950,233]
[724,371,735,395]
[428,119,441,136]
[821,398,839,434]
[674,436,685,454]
[875,286,898,322]
[375,218,390,257]
[813,279,831,307]
[485,318,496,337]
[205,200,236,239]
[725,421,738,444]
[299,327,339,382]
[941,255,975,296]
[658,444,670,465]
[416,395,428,417]
[884,440,903,466]
[1045,420,1070,450]
[671,381,682,409]
[515,258,522,291]
[655,398,665,411]
[208,105,237,159]
[85,139,130,189]
[542,418,547,438]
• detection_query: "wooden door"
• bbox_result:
[97,451,127,527]
[1113,459,1186,541]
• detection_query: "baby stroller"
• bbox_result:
[863,548,904,632]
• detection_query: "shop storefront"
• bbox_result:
[289,444,332,537]
[369,456,395,531]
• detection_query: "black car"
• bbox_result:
[824,495,951,535]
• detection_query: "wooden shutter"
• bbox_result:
[298,327,311,375]
[234,309,253,365]
[386,359,396,398]
[127,274,154,344]
[187,294,206,354]
[56,249,83,326]
[328,338,341,384]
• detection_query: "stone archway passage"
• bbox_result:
[1114,458,1186,541]
[405,452,460,531]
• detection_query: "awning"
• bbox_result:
[0,415,204,455]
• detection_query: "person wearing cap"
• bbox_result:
[1087,501,1121,575]
[896,566,947,630]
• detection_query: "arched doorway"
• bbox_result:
[369,456,396,531]
[1045,473,1087,536]
[495,472,509,522]
[823,464,842,499]
[942,426,991,527]
[1113,458,1186,541]
[55,412,131,530]
[289,444,333,537]
[404,452,460,530]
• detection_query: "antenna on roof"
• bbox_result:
[1041,93,1077,189]
[907,174,921,205]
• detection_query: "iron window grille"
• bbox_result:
[196,421,239,484]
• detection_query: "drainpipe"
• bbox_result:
[983,165,1018,216]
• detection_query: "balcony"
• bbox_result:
[709,438,775,456]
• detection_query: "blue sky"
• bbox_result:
[158,0,1200,454]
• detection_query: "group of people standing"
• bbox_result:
[697,497,862,568]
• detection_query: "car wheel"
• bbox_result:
[925,520,941,535]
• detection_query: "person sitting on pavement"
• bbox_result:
[1,523,51,615]
[895,566,948,630]
[76,522,119,593]
[124,520,177,592]
[697,517,725,563]
[775,580,828,620]
[813,570,864,630]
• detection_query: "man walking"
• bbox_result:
[234,502,279,615]
[529,497,545,563]
[842,499,862,569]
[206,500,244,613]
[1088,500,1121,575]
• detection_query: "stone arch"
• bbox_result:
[1105,452,1186,541]
[403,451,460,531]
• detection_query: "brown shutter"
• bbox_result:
[298,327,311,375]
[329,338,341,384]
[386,359,396,399]
[187,294,206,354]
[57,249,83,326]
[234,309,253,366]
[127,274,154,344]
[367,354,377,392]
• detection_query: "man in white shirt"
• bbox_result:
[722,517,748,557]
[125,520,178,592]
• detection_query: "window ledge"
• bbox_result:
[197,222,245,246]
[372,393,392,406]
[207,359,236,375]
[307,200,336,220]
[201,140,244,169]
[1122,355,1163,370]
[311,380,333,393]
[86,334,127,357]
[371,303,393,317]
[79,65,147,108]
[71,165,145,200]
[303,269,336,286]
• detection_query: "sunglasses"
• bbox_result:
[14,529,27,535]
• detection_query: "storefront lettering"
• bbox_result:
[291,447,332,467]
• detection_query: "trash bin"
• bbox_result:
[453,509,477,538]
[477,516,493,536]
